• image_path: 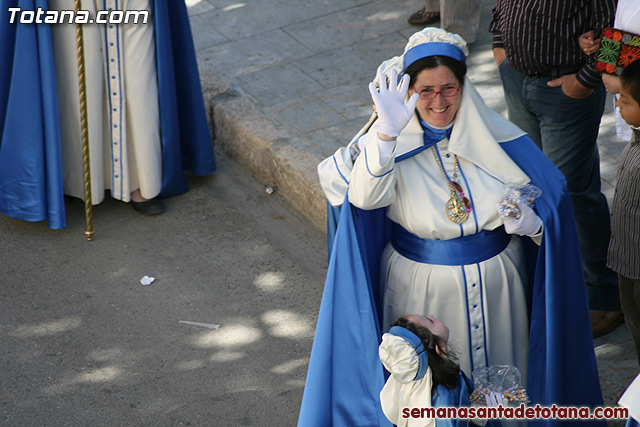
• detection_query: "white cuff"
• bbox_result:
[377,136,397,166]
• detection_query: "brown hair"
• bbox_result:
[391,316,460,391]
[404,55,467,88]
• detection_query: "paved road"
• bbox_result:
[0,153,327,426]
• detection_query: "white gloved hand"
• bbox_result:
[485,391,507,407]
[368,69,419,138]
[498,199,543,237]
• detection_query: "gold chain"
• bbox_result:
[430,147,469,224]
[430,147,459,193]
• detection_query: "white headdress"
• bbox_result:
[373,28,469,87]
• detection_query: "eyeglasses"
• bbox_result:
[451,180,472,213]
[418,87,460,100]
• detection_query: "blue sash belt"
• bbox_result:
[391,222,511,266]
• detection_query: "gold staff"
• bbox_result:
[74,0,94,241]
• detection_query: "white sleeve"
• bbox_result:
[348,132,397,210]
[530,228,543,246]
[317,135,367,207]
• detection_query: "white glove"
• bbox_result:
[485,391,507,407]
[498,199,543,237]
[368,69,419,138]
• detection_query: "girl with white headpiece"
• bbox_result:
[379,314,505,427]
[301,28,603,427]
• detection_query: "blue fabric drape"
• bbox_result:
[298,202,391,427]
[0,0,65,229]
[326,202,341,258]
[155,0,216,198]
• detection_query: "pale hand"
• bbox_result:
[368,69,419,138]
[547,74,593,99]
[493,47,507,67]
[578,30,600,56]
[499,199,543,237]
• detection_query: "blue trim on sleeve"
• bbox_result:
[364,146,394,178]
[387,326,429,381]
[332,155,349,185]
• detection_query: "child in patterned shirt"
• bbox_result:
[607,59,640,365]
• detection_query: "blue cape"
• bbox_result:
[0,0,216,229]
[299,135,604,426]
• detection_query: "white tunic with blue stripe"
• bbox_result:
[49,0,161,204]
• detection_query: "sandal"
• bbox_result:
[407,8,440,26]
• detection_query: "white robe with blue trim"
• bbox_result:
[306,78,603,426]
[320,79,531,379]
[49,0,161,204]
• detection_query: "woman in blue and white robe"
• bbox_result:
[301,28,604,427]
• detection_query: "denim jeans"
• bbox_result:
[498,60,620,311]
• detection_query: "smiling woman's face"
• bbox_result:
[409,65,462,128]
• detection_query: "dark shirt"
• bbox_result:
[489,0,617,89]
[608,127,640,280]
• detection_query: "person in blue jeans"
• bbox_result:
[489,0,621,338]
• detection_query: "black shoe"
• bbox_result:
[130,199,165,215]
[408,8,440,25]
[590,309,624,338]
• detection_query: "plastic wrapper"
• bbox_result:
[498,183,542,219]
[470,365,529,405]
[140,275,155,286]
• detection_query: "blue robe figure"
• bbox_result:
[298,135,604,426]
[0,0,215,229]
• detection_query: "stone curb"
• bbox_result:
[199,63,327,231]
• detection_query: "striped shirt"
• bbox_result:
[489,0,617,89]
[608,128,640,280]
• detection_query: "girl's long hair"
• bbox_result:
[391,316,461,391]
